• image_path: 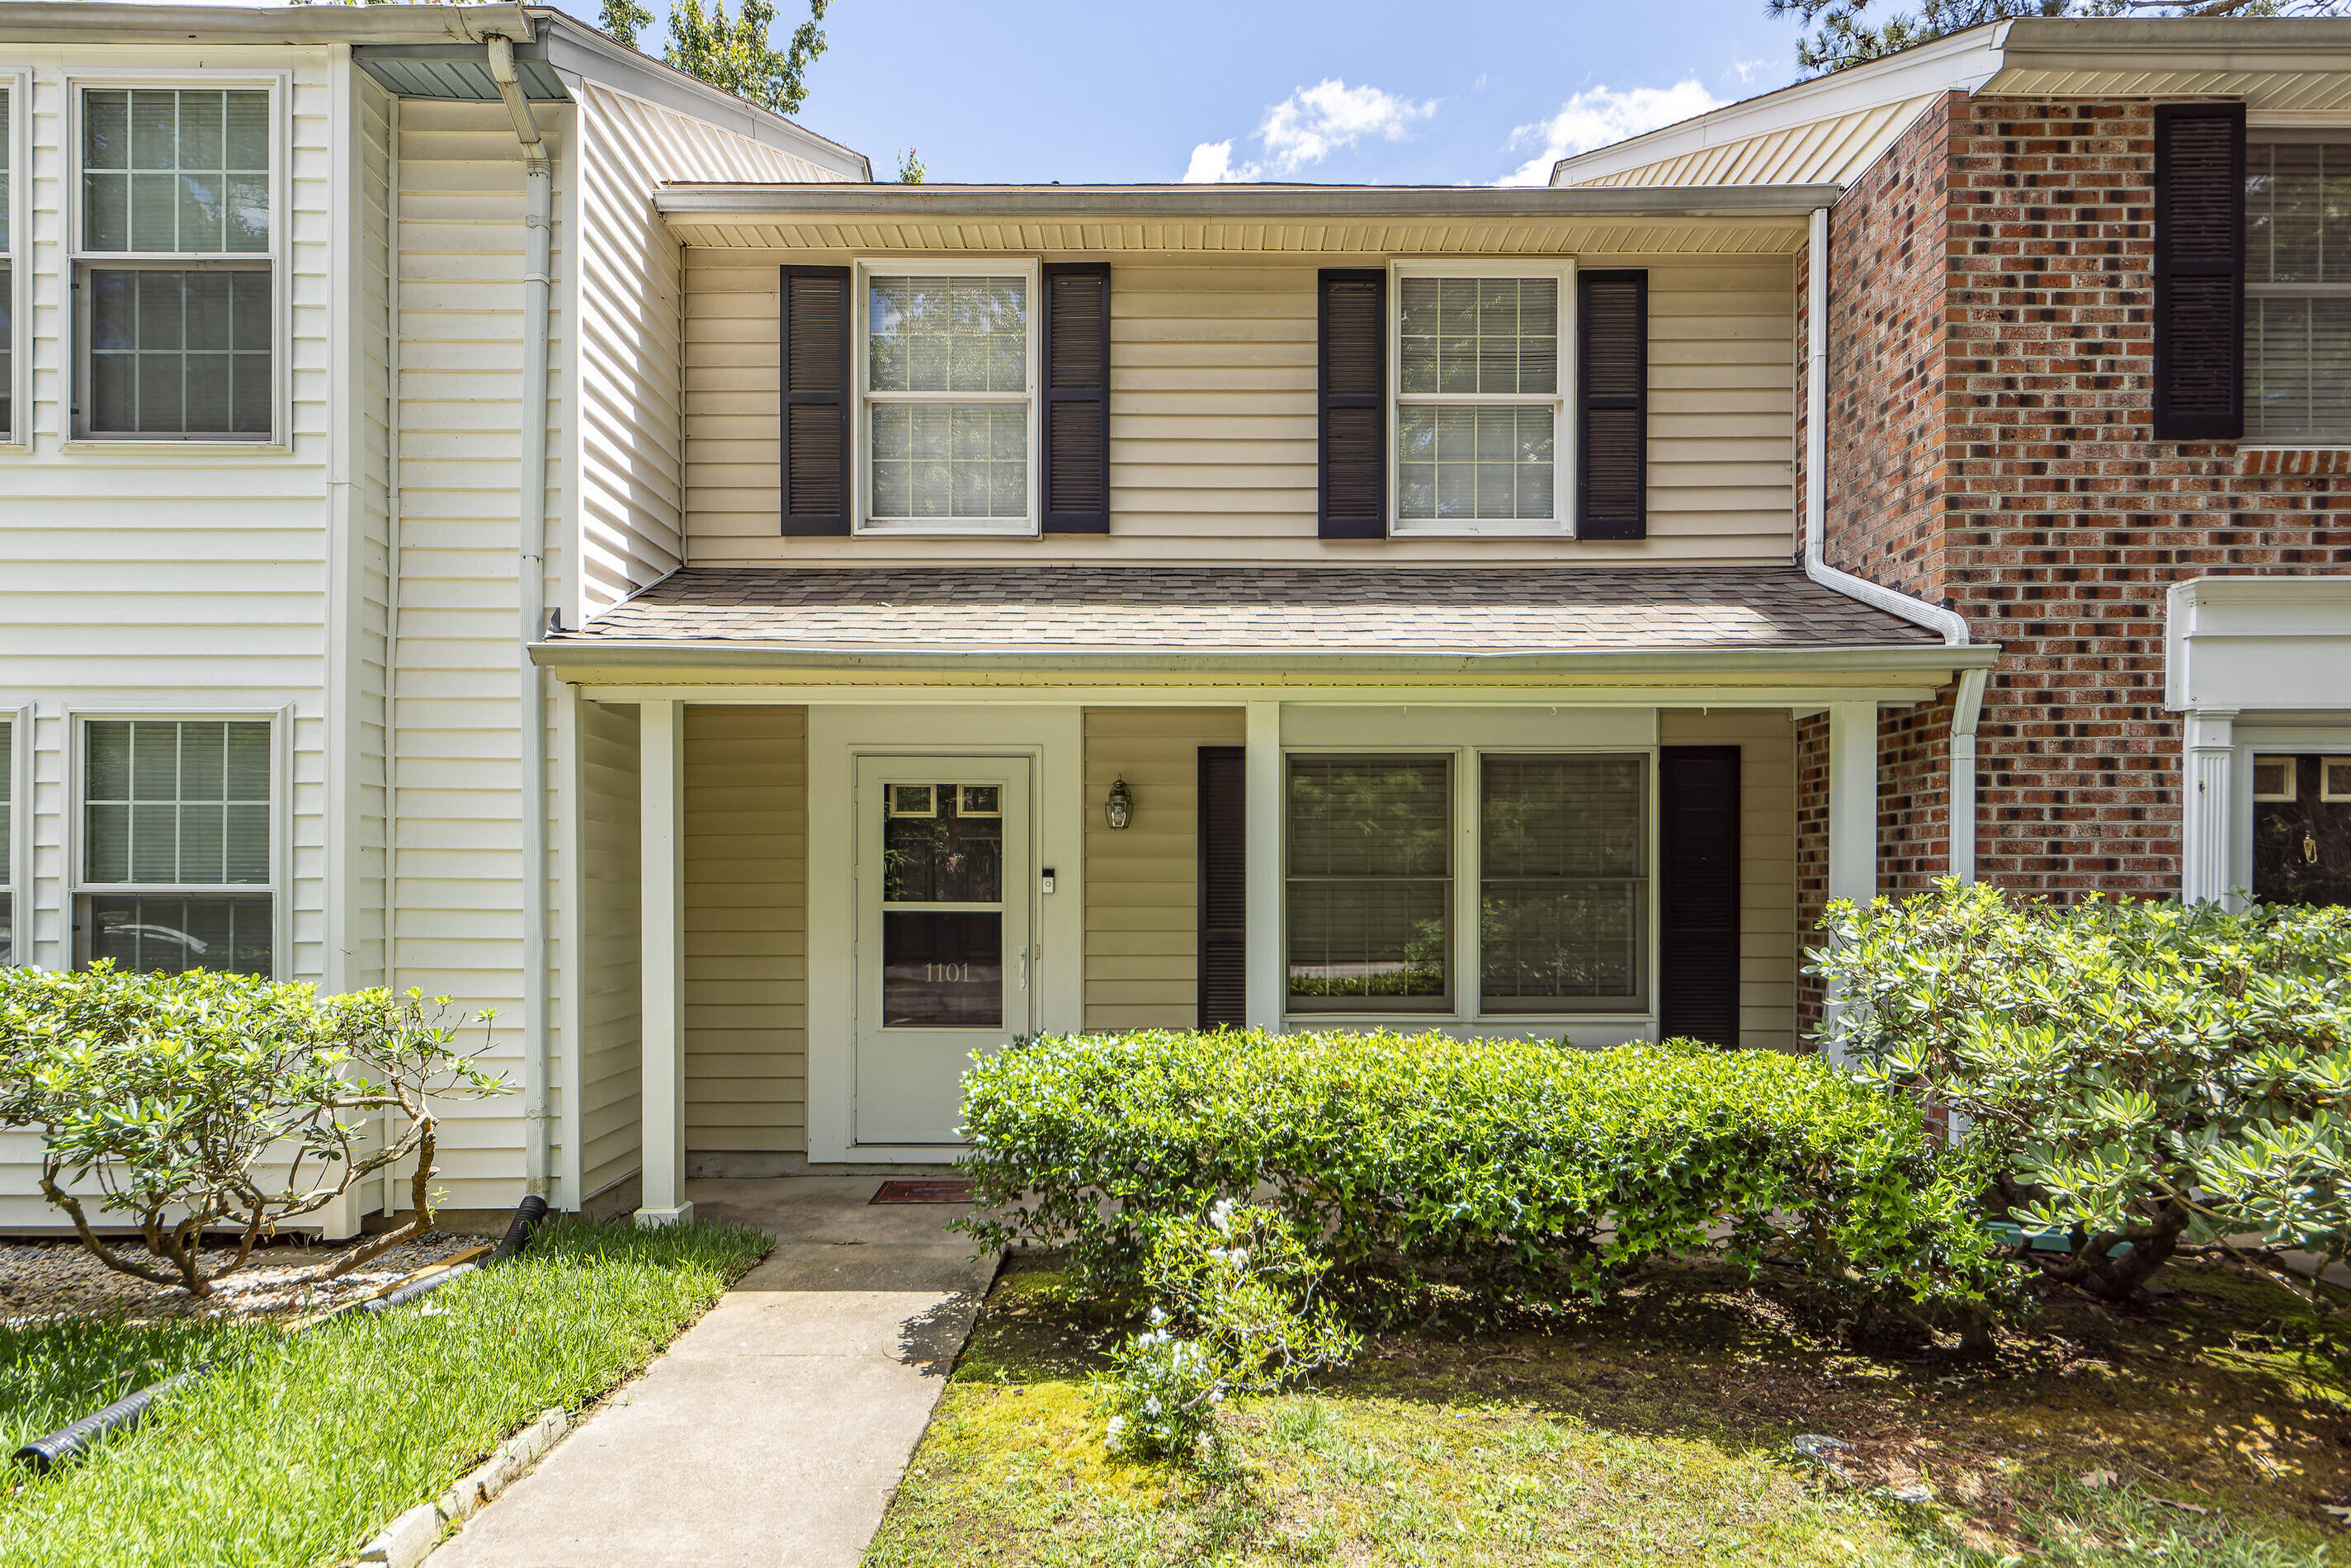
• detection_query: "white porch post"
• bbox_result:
[1244,701,1282,1032]
[1823,701,1879,1052]
[636,698,691,1227]
[2181,707,2238,907]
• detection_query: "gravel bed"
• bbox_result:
[0,1231,490,1325]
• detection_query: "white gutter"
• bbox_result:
[1804,204,1985,882]
[491,32,555,1202]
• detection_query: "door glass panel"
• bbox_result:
[2253,753,2351,907]
[884,782,1003,902]
[882,911,1003,1027]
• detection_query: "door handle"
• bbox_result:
[1019,950,1028,991]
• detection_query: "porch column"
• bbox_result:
[1822,701,1879,1052]
[1244,701,1282,1031]
[2181,707,2238,907]
[636,697,691,1227]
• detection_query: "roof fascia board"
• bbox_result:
[654,183,1844,223]
[1548,25,2004,186]
[538,18,870,179]
[0,2,532,45]
[1990,16,2351,77]
[529,640,1997,675]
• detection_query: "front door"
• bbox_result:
[853,756,1032,1146]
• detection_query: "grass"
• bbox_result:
[865,1254,2351,1568]
[0,1215,772,1568]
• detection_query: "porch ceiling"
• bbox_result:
[540,565,1964,674]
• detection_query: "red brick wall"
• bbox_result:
[1802,92,2351,942]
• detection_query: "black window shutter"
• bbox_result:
[780,265,852,536]
[1577,269,1648,541]
[1197,746,1247,1030]
[1658,745,1740,1048]
[1041,263,1112,533]
[2153,102,2246,442]
[1318,268,1386,538]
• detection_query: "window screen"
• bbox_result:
[79,720,272,976]
[1286,755,1451,1008]
[1479,755,1645,1009]
[1396,276,1560,523]
[2245,140,2351,442]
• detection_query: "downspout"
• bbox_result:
[490,34,555,1201]
[1804,205,1982,882]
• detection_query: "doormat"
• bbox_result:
[870,1179,975,1205]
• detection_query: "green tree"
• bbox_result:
[599,0,654,48]
[1769,0,2351,77]
[898,146,928,184]
[663,0,830,119]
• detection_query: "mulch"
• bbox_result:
[0,1231,489,1325]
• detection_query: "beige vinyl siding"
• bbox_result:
[389,100,572,1209]
[1659,709,1799,1052]
[0,54,339,1227]
[683,706,808,1156]
[571,84,847,617]
[1083,707,1245,1032]
[682,255,1792,563]
[578,699,643,1201]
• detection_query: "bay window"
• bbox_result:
[1392,261,1570,531]
[858,264,1037,531]
[1286,749,1649,1017]
[77,718,275,975]
[2245,137,2351,442]
[74,85,276,441]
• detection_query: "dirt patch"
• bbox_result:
[0,1232,489,1324]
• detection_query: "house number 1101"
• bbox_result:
[925,963,973,983]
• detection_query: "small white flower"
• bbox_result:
[1143,1397,1161,1415]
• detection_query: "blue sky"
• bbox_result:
[544,0,1811,184]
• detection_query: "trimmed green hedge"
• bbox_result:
[956,1031,2002,1316]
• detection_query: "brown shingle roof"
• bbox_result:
[556,565,1943,655]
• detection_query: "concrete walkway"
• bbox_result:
[428,1177,994,1568]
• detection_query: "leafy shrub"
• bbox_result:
[1811,881,2351,1305]
[956,1031,2002,1325]
[1102,1200,1358,1462]
[0,964,506,1296]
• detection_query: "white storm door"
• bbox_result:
[853,756,1032,1146]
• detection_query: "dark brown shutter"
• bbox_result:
[1659,745,1740,1048]
[780,265,852,536]
[1318,268,1386,538]
[1197,746,1247,1030]
[1577,269,1648,541]
[1041,263,1112,533]
[2153,103,2246,442]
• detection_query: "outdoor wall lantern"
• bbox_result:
[1105,776,1134,830]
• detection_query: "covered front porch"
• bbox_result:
[532,565,1991,1224]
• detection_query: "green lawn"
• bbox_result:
[866,1254,2349,1568]
[0,1216,772,1568]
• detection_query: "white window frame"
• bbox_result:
[67,708,290,979]
[1,69,27,452]
[851,256,1042,537]
[64,73,290,448]
[1280,739,1655,1024]
[1387,257,1577,539]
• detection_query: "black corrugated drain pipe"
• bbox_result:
[12,1196,550,1474]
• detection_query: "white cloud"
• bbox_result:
[1725,57,1777,86]
[1182,139,1262,184]
[1498,78,1724,187]
[1180,78,1436,183]
[1261,79,1437,172]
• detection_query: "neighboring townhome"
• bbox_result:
[0,2,867,1231]
[1556,17,2351,1023]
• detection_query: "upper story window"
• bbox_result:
[74,86,276,442]
[858,263,1038,533]
[2245,137,2351,442]
[1393,266,1566,531]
